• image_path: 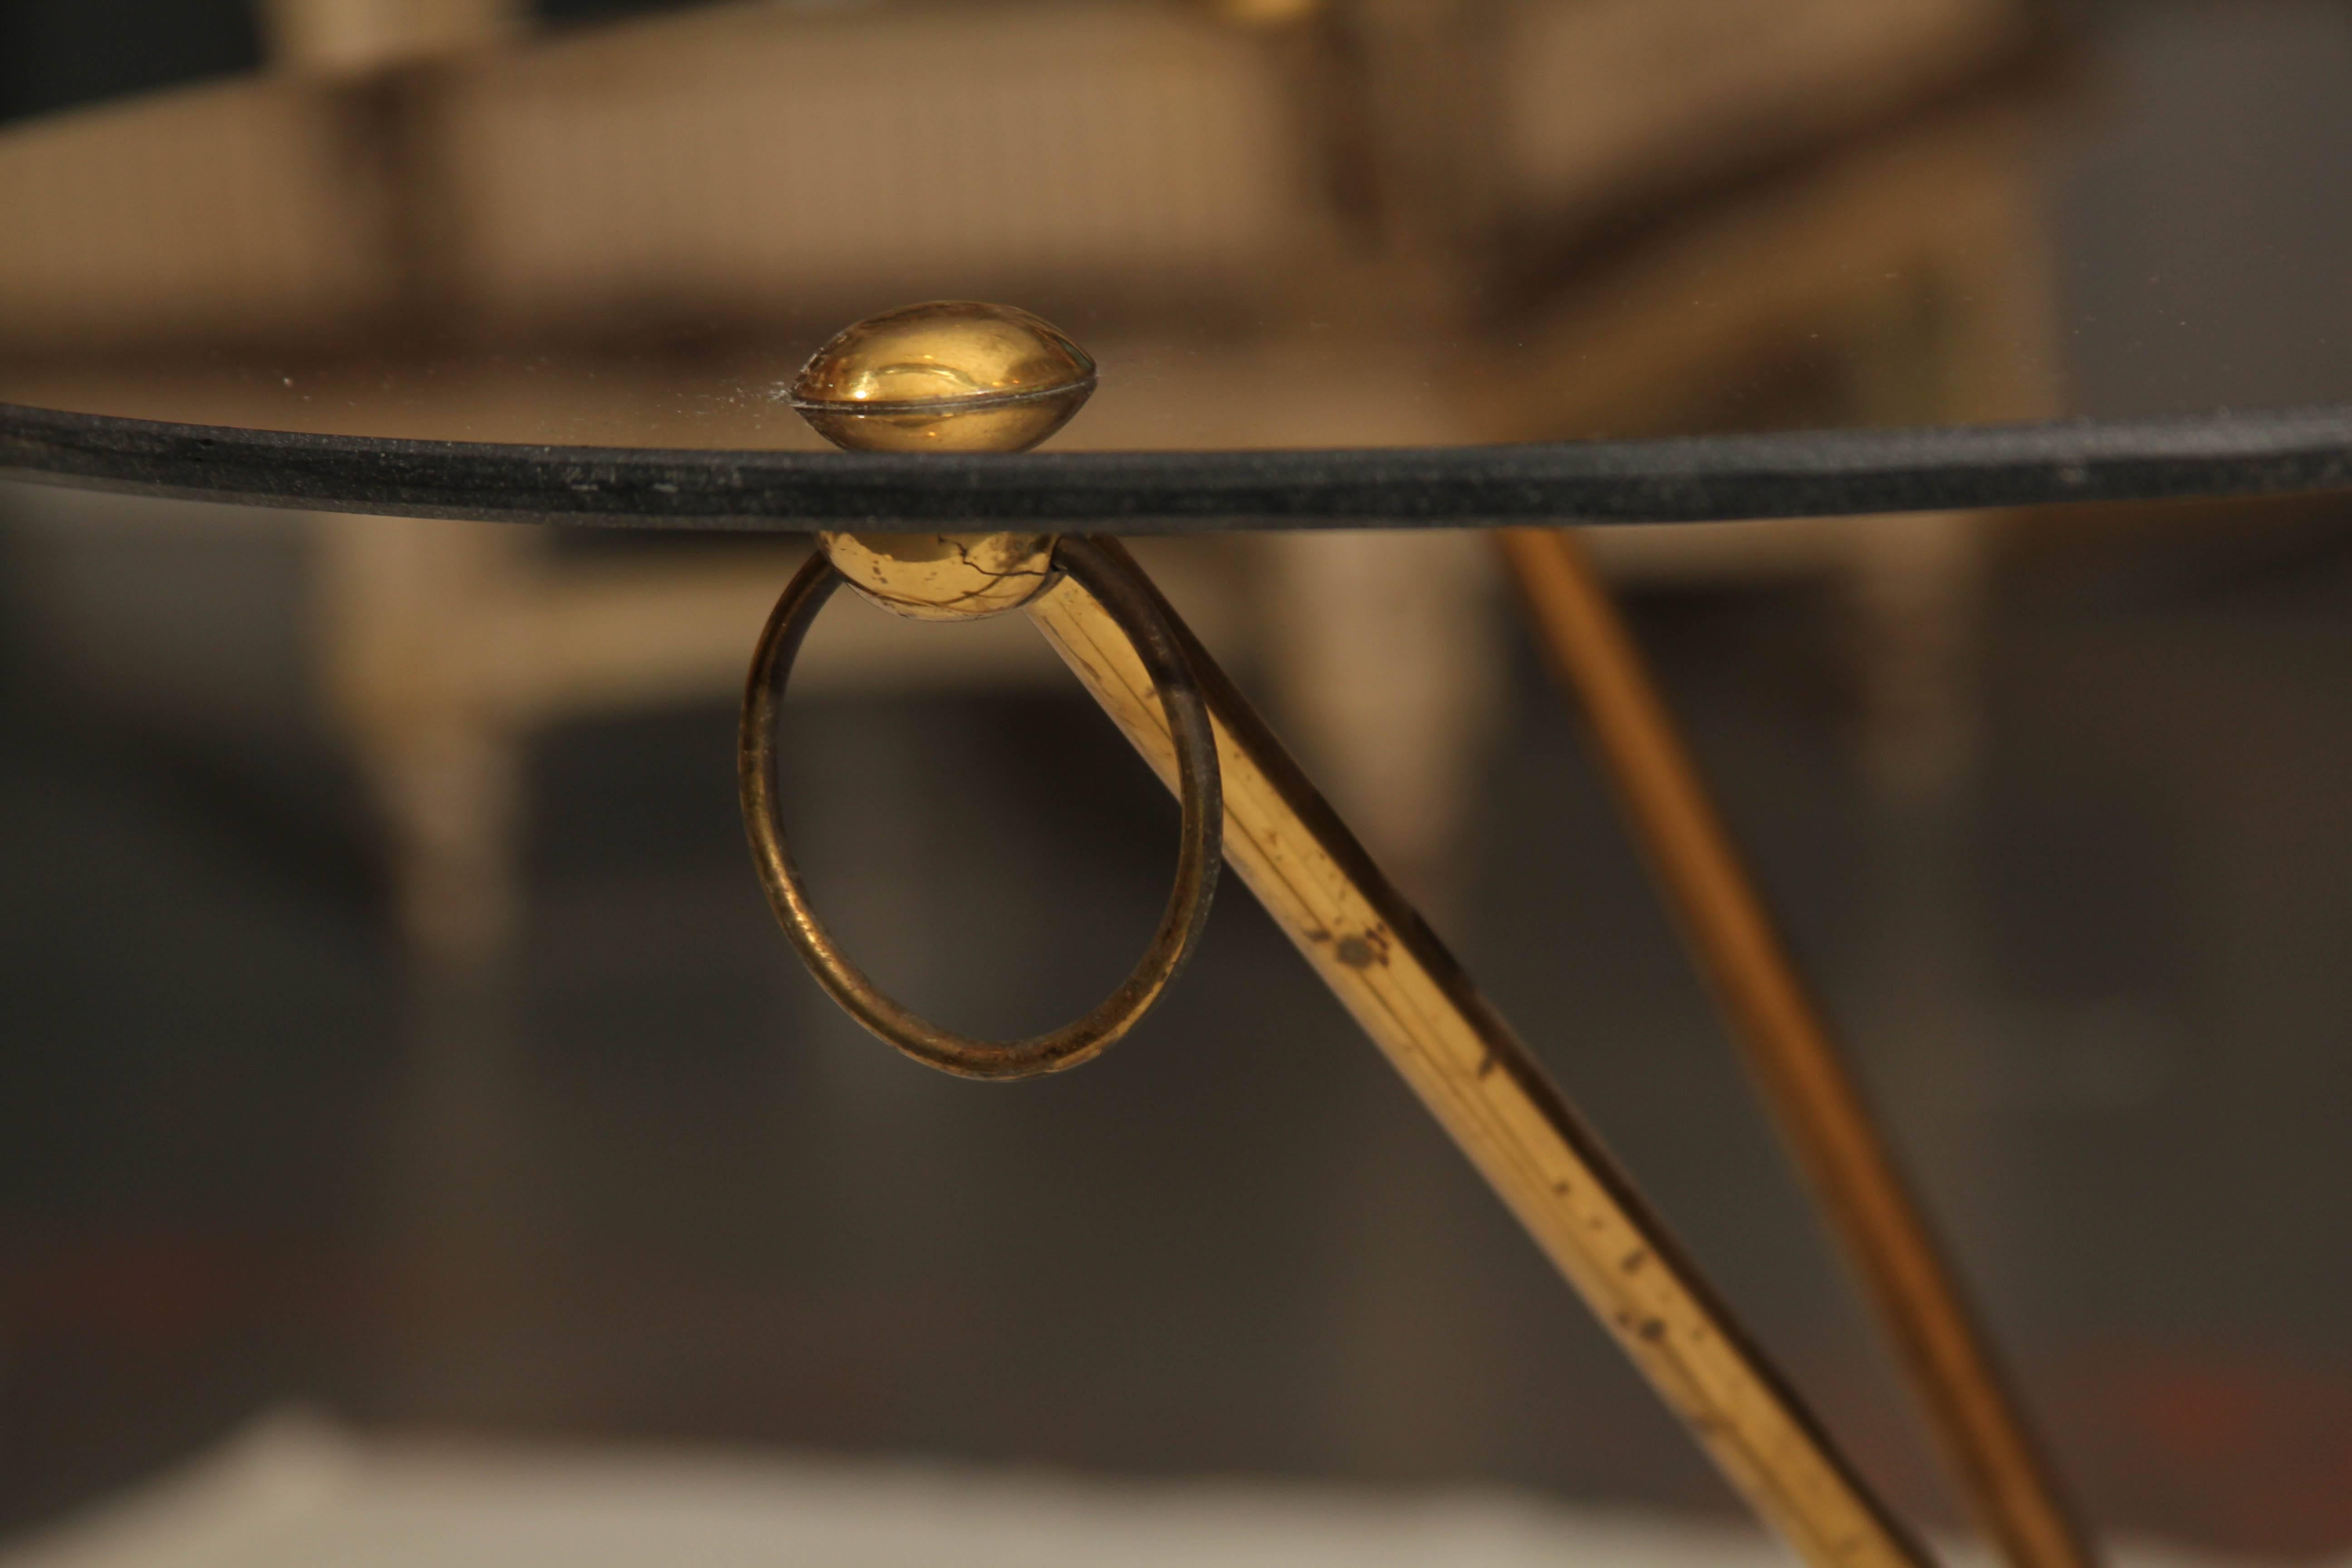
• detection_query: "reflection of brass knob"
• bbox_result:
[794,301,1092,621]
[819,530,1056,622]
[789,300,1094,455]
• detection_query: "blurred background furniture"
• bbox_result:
[1,0,2057,947]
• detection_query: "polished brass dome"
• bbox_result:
[788,301,1095,454]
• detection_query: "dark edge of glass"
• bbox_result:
[5,399,2350,532]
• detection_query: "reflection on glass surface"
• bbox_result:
[0,0,2345,452]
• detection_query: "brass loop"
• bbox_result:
[739,535,1222,1079]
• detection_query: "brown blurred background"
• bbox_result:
[4,0,2352,1560]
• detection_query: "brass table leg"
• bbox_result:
[1498,526,2094,1568]
[1024,540,1930,1568]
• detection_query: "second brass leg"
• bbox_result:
[1499,525,2094,1568]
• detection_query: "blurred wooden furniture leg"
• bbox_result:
[1256,529,1512,1477]
[309,510,541,1411]
[1840,148,2059,797]
[1262,529,1502,917]
[259,0,518,75]
[1500,525,2096,1568]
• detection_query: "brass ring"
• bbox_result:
[739,535,1222,1080]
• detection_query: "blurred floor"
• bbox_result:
[0,1411,2312,1568]
[5,495,2352,1556]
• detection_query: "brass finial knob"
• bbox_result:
[750,307,1221,1080]
[789,300,1095,455]
[793,301,1092,621]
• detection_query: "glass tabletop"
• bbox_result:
[3,0,2349,529]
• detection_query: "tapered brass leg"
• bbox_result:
[1498,526,2094,1568]
[1024,539,1930,1568]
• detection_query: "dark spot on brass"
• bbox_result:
[1335,935,1376,968]
[1638,1318,1667,1342]
[1476,1054,1497,1078]
[1622,1249,1648,1273]
[1551,1180,1571,1196]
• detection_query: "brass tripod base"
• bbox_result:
[755,300,2085,1568]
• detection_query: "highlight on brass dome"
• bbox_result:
[788,301,1096,454]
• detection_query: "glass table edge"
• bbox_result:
[4,399,2350,532]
